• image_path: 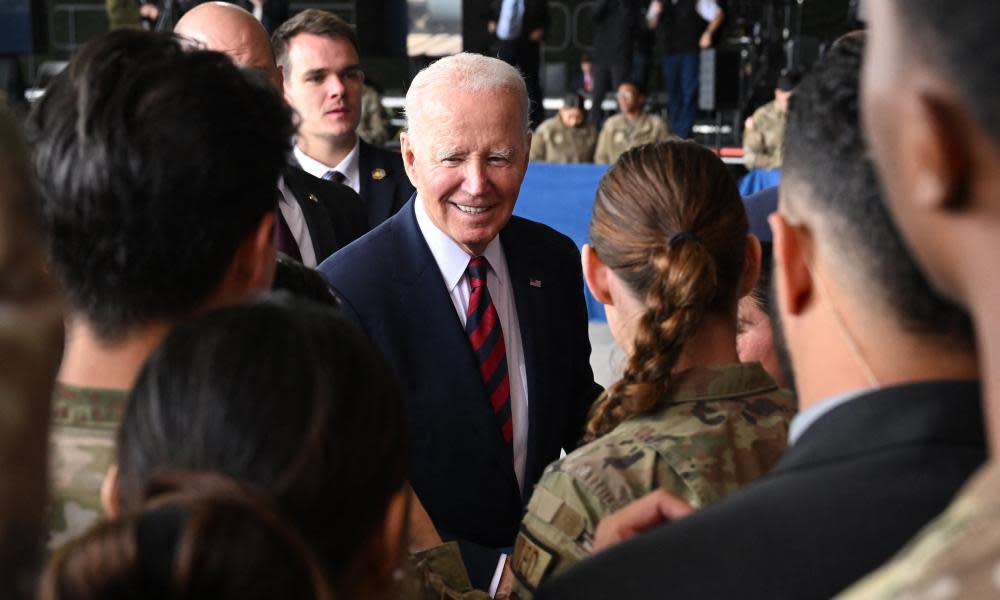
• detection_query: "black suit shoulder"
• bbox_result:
[282,165,367,261]
[357,141,415,227]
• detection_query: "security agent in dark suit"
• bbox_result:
[318,53,602,592]
[275,9,415,230]
[487,0,550,128]
[174,3,367,263]
[278,165,366,265]
[538,32,985,600]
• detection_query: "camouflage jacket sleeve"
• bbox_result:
[509,449,696,598]
[742,106,771,170]
[594,124,613,164]
[836,463,1000,600]
[405,542,492,600]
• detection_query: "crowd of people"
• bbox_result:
[2,1,1000,599]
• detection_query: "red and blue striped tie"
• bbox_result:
[466,257,513,445]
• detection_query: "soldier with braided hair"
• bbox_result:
[504,139,795,598]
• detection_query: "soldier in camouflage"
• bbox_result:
[529,92,598,163]
[741,69,799,171]
[47,385,127,550]
[26,31,292,548]
[509,363,793,597]
[502,140,795,598]
[594,81,671,164]
[836,0,1000,597]
[358,83,392,148]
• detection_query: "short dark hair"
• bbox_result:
[41,473,333,600]
[272,9,360,74]
[562,91,584,111]
[782,32,973,347]
[116,294,407,593]
[893,0,1000,148]
[26,30,294,340]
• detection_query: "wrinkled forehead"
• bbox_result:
[410,86,528,146]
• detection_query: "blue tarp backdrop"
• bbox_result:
[513,162,608,321]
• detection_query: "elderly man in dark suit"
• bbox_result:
[175,2,367,265]
[537,33,986,600]
[274,9,414,230]
[318,52,601,593]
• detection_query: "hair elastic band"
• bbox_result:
[669,231,699,247]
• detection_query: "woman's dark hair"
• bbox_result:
[749,241,773,313]
[585,140,748,440]
[116,294,407,593]
[39,472,333,600]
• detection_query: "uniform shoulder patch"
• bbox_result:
[511,529,558,590]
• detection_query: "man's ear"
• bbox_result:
[906,90,972,211]
[247,211,278,291]
[100,464,120,519]
[769,214,813,315]
[736,234,762,300]
[400,132,419,187]
[582,244,613,305]
[378,488,410,572]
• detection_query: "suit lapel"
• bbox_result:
[393,201,519,484]
[500,221,550,500]
[283,168,339,261]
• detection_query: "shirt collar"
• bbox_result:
[415,194,505,292]
[293,139,361,190]
[788,387,872,446]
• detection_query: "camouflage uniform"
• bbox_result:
[404,542,492,599]
[509,362,795,597]
[837,460,1000,600]
[48,384,127,550]
[358,84,392,148]
[105,0,141,29]
[529,115,598,163]
[742,99,787,170]
[594,112,671,164]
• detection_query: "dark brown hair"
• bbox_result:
[585,140,748,440]
[271,9,360,73]
[39,472,333,600]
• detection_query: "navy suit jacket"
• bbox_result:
[538,380,986,600]
[318,198,601,587]
[282,166,367,263]
[357,140,414,229]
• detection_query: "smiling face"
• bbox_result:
[401,87,529,256]
[282,33,364,146]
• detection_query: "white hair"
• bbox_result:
[404,53,530,142]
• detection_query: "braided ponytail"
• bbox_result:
[583,140,747,441]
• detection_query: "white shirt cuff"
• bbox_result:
[489,554,508,597]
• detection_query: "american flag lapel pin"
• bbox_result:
[529,279,543,288]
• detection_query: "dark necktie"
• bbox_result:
[274,208,302,262]
[466,257,513,445]
[324,170,346,185]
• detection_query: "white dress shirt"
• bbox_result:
[276,176,317,268]
[294,140,361,195]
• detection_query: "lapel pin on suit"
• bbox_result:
[530,279,543,288]
[371,168,386,181]
[307,193,319,203]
